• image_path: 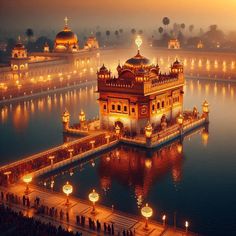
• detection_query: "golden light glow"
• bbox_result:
[177,113,184,125]
[23,174,32,184]
[135,35,142,50]
[202,100,209,113]
[141,203,153,218]
[145,121,153,138]
[88,189,99,203]
[63,181,73,196]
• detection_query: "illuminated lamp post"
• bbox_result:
[185,221,189,234]
[62,109,70,132]
[88,189,99,214]
[141,203,153,230]
[145,121,153,147]
[105,134,110,144]
[63,181,73,206]
[68,148,74,162]
[48,155,55,168]
[90,140,95,150]
[79,110,86,129]
[23,174,32,195]
[162,214,166,227]
[176,113,184,136]
[4,171,12,185]
[202,100,209,123]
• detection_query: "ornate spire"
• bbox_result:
[135,35,142,53]
[64,17,68,26]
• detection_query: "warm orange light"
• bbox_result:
[63,181,73,205]
[202,100,209,113]
[176,113,184,126]
[88,189,99,213]
[145,121,153,138]
[23,174,32,194]
[141,203,153,229]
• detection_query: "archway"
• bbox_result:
[115,121,124,131]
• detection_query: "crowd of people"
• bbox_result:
[0,133,117,186]
[0,204,82,236]
[1,190,136,236]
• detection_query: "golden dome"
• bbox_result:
[54,17,79,52]
[125,51,152,68]
[55,26,78,45]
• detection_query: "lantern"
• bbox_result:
[141,203,153,230]
[63,181,73,205]
[88,189,99,213]
[23,174,32,194]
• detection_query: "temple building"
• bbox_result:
[84,36,99,50]
[97,36,184,135]
[0,17,99,82]
[168,39,181,49]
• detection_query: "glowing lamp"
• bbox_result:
[23,174,32,194]
[202,100,209,113]
[162,214,166,226]
[63,181,73,205]
[62,110,70,123]
[176,113,184,126]
[4,171,12,184]
[48,155,55,166]
[88,189,99,213]
[145,122,153,138]
[79,110,86,122]
[141,203,153,230]
[185,221,189,232]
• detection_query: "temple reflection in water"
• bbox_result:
[98,141,184,207]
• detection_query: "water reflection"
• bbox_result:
[98,143,183,204]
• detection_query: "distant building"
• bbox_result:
[168,39,180,49]
[97,36,184,135]
[0,17,99,82]
[84,36,99,50]
[197,40,204,49]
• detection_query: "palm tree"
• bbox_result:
[158,27,164,35]
[189,25,194,34]
[25,28,34,42]
[119,29,123,34]
[131,28,136,35]
[115,30,119,39]
[106,30,110,41]
[162,17,170,30]
[180,23,186,31]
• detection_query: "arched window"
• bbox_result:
[124,106,127,112]
[103,104,107,110]
[157,102,160,109]
[162,101,165,108]
[117,104,121,111]
[152,104,155,112]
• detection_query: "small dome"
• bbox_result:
[99,64,108,72]
[14,42,25,50]
[125,51,152,68]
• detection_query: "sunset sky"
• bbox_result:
[0,0,236,32]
